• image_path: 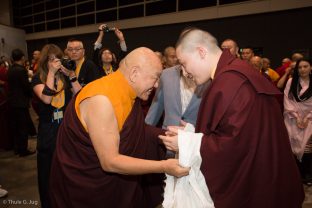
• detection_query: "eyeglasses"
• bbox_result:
[67,48,83,53]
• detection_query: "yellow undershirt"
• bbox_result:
[75,70,136,132]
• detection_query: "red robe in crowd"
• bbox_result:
[49,98,165,208]
[196,50,304,208]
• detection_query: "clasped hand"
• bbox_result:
[297,117,308,129]
[159,126,184,152]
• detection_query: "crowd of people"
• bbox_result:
[0,25,311,207]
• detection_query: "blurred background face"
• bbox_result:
[67,41,84,61]
[221,40,238,57]
[262,58,270,70]
[291,53,303,62]
[101,50,113,64]
[282,58,291,65]
[33,51,40,61]
[164,47,178,68]
[298,60,312,79]
[241,48,254,61]
[250,56,262,71]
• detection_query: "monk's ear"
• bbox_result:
[129,66,139,83]
[197,46,207,59]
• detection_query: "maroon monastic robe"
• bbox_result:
[50,98,165,208]
[196,50,304,208]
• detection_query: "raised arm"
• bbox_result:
[94,24,106,50]
[114,28,127,52]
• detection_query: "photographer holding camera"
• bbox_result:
[31,44,81,208]
[93,24,128,77]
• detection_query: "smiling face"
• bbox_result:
[124,47,163,101]
[135,66,161,100]
[176,46,211,85]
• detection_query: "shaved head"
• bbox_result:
[176,29,219,54]
[120,47,163,100]
[175,28,222,85]
[123,47,162,72]
[250,56,263,71]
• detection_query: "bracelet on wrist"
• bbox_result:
[69,76,77,83]
[98,29,103,32]
[42,84,57,96]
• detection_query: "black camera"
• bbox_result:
[102,25,115,33]
[61,58,76,71]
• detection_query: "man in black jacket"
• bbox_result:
[8,49,35,156]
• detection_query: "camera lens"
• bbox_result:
[102,25,109,33]
[61,58,76,71]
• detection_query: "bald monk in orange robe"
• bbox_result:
[49,47,189,208]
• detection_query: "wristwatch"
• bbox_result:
[69,76,77,83]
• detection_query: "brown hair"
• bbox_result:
[37,44,67,90]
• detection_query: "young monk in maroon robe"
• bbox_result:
[49,47,189,208]
[160,28,304,208]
